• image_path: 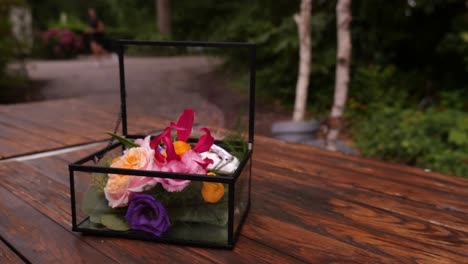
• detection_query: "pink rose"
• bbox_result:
[104,174,158,208]
[157,150,212,192]
[104,137,158,207]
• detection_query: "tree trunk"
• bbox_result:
[292,0,312,122]
[326,0,352,151]
[157,0,171,36]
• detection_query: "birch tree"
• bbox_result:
[292,0,312,122]
[156,0,171,36]
[326,0,352,151]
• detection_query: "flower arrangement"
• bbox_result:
[81,109,243,240]
[40,28,83,59]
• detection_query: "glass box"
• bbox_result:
[69,40,255,248]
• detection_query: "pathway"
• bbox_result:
[1,56,229,159]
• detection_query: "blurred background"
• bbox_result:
[0,0,467,176]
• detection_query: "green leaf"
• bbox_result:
[100,214,131,231]
[165,222,227,244]
[107,133,139,148]
[89,214,102,224]
[81,186,114,216]
[448,130,468,146]
[90,172,108,193]
[461,32,468,43]
[79,219,106,230]
[168,202,229,227]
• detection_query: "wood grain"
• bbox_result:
[0,132,467,262]
[257,138,468,195]
[254,149,468,214]
[250,177,463,262]
[0,162,215,263]
[0,240,24,264]
[256,136,468,186]
[253,157,468,233]
[252,159,468,253]
[186,236,306,264]
[0,185,116,263]
[0,98,168,159]
[0,157,303,263]
[249,174,465,263]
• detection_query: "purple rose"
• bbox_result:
[125,194,171,236]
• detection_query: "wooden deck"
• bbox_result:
[0,100,467,263]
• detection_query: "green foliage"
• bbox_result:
[348,65,409,117]
[204,1,337,109]
[0,0,27,96]
[107,133,139,148]
[353,107,468,177]
[47,14,88,33]
[100,214,131,231]
[166,222,227,243]
[0,20,13,76]
[0,0,18,77]
[438,90,467,111]
[221,132,249,163]
[18,0,468,177]
[81,177,128,231]
[148,182,229,227]
[347,62,467,177]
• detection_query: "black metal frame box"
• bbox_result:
[69,40,256,249]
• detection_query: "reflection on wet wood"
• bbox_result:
[0,134,466,262]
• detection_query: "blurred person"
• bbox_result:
[86,8,116,65]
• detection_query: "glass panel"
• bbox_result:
[122,44,251,142]
[78,144,124,167]
[233,155,251,234]
[73,170,94,226]
[70,41,254,247]
[73,167,229,245]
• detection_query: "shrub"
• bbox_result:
[352,107,468,177]
[0,0,18,77]
[47,14,88,33]
[39,28,83,59]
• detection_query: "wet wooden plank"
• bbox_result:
[0,98,168,159]
[257,138,468,195]
[254,154,468,234]
[244,213,394,263]
[256,136,468,187]
[0,121,64,150]
[186,236,305,264]
[0,162,214,263]
[0,114,92,146]
[250,165,467,262]
[0,138,31,159]
[254,149,468,214]
[0,240,24,264]
[0,157,300,263]
[0,98,117,134]
[0,134,466,262]
[18,143,107,186]
[0,185,116,263]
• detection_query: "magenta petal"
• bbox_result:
[174,108,194,142]
[193,128,214,153]
[197,157,213,170]
[149,132,164,150]
[150,129,169,163]
[169,122,189,132]
[162,129,180,161]
[204,157,214,165]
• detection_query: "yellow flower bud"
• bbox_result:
[202,172,224,203]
